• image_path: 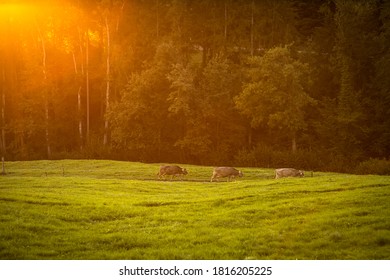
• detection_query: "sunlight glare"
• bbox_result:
[0,3,36,22]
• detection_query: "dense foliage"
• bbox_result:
[1,0,389,173]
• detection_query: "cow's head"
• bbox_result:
[298,170,304,177]
[238,170,243,177]
[182,168,188,175]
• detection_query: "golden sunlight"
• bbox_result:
[0,1,69,26]
[0,3,37,22]
[0,0,90,90]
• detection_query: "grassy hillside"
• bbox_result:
[0,160,389,260]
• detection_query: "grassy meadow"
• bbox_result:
[0,160,389,260]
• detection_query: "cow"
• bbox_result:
[210,167,243,182]
[157,165,188,180]
[275,168,304,179]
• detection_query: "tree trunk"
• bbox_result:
[72,50,84,152]
[38,25,51,159]
[156,0,159,39]
[104,15,111,146]
[250,0,254,56]
[248,126,253,148]
[292,132,297,154]
[1,67,6,173]
[1,68,5,153]
[224,1,227,44]
[44,96,51,158]
[86,30,90,145]
[77,86,83,151]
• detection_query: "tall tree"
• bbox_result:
[369,0,390,157]
[103,9,111,147]
[235,46,314,153]
[36,20,52,159]
[168,54,245,163]
[108,42,175,161]
[332,0,380,156]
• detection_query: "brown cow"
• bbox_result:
[275,168,304,179]
[211,167,243,182]
[157,165,188,180]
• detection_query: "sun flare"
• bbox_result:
[0,3,36,21]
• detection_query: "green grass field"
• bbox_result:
[0,160,389,260]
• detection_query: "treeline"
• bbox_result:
[1,0,390,174]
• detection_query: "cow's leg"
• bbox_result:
[211,175,220,182]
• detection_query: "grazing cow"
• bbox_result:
[275,168,304,179]
[211,167,243,182]
[157,165,188,180]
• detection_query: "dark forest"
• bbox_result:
[1,0,390,174]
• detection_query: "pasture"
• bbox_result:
[0,160,389,260]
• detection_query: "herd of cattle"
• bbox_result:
[157,165,304,181]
